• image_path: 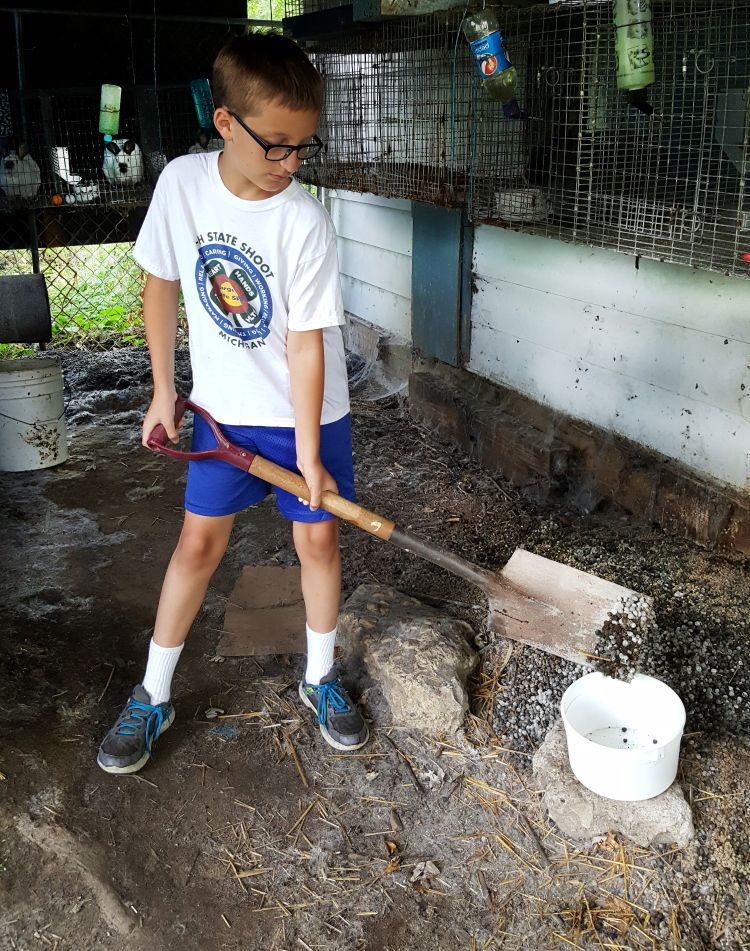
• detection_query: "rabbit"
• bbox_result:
[0,142,41,198]
[102,138,144,186]
[188,129,223,154]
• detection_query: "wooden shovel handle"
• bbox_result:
[249,456,395,541]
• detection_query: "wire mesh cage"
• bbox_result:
[0,86,223,213]
[301,0,750,278]
[0,82,222,350]
[0,5,253,350]
[2,0,748,356]
[305,15,477,205]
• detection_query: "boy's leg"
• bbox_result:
[294,519,340,634]
[294,519,369,751]
[153,511,236,647]
[97,512,235,774]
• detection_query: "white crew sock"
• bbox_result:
[304,624,337,685]
[142,639,184,705]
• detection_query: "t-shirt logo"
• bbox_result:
[195,243,273,341]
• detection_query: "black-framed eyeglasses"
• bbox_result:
[228,111,324,161]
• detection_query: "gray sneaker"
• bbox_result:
[298,670,369,751]
[97,684,175,774]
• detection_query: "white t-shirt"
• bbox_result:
[133,152,350,426]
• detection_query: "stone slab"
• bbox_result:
[532,720,695,849]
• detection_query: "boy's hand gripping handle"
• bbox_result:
[146,398,396,541]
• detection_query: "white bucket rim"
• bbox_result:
[0,357,62,374]
[561,672,686,755]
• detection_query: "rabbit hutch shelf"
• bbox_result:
[0,2,252,251]
[0,80,219,252]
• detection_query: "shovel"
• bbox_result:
[148,398,649,665]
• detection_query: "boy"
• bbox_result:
[97,32,369,775]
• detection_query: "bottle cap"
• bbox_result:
[626,88,654,116]
[502,99,523,120]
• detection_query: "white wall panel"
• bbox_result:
[328,189,413,342]
[469,226,750,490]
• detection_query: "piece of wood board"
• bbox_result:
[218,565,306,656]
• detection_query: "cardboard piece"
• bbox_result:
[218,565,306,656]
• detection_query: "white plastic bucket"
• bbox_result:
[0,358,68,472]
[561,672,685,802]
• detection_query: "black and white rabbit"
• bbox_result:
[0,141,41,198]
[102,138,144,186]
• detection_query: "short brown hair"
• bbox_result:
[213,32,323,116]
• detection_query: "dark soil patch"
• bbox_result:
[0,347,747,951]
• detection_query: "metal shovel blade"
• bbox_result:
[387,530,651,666]
[487,549,651,665]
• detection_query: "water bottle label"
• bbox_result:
[469,31,511,80]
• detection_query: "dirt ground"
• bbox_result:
[0,347,748,951]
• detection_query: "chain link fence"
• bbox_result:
[0,81,211,352]
[0,207,147,351]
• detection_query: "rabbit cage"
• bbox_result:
[0,2,251,345]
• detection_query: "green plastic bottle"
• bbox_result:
[191,79,215,130]
[99,84,121,138]
[613,0,655,92]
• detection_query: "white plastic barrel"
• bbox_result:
[0,358,68,472]
[561,672,686,802]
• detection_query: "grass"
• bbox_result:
[247,0,284,22]
[0,242,146,354]
[45,242,146,347]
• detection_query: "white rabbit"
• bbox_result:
[0,143,41,198]
[102,138,144,186]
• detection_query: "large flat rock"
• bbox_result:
[533,720,695,849]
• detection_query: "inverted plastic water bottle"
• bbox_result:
[99,84,121,138]
[191,79,215,130]
[613,0,655,92]
[463,10,517,104]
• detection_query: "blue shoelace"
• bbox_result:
[115,698,168,753]
[314,680,350,726]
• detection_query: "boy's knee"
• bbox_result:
[295,521,339,564]
[175,525,227,571]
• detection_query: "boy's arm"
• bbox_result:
[141,273,182,447]
[288,328,338,511]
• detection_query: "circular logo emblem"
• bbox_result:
[195,243,272,341]
[218,278,244,311]
[481,55,497,77]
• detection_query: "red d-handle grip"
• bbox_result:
[146,397,193,460]
[145,397,254,469]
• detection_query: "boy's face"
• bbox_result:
[215,99,321,200]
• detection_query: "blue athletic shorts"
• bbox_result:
[184,413,356,521]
